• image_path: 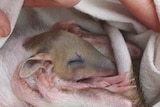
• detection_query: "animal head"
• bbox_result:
[20,30,116,81]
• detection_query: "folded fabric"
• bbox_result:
[75,0,160,106]
[1,0,160,106]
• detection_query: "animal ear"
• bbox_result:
[19,53,53,78]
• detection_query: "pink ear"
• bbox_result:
[19,53,53,78]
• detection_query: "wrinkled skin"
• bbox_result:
[11,20,141,107]
[12,63,133,107]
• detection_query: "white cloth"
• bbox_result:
[76,1,160,106]
[1,0,160,106]
[75,1,160,106]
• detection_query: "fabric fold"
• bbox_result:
[74,0,160,106]
[104,24,132,78]
[1,0,160,106]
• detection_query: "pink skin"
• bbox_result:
[53,20,114,59]
[12,63,44,106]
[52,20,80,34]
[12,62,134,106]
[35,69,133,107]
[53,20,142,59]
[36,69,132,102]
[80,73,135,94]
[12,20,135,106]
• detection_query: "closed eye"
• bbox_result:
[68,59,84,66]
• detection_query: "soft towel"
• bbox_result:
[75,0,160,106]
[0,0,160,107]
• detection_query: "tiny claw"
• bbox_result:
[68,26,80,34]
[117,79,135,87]
[130,85,137,89]
[105,83,136,94]
[117,85,137,94]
